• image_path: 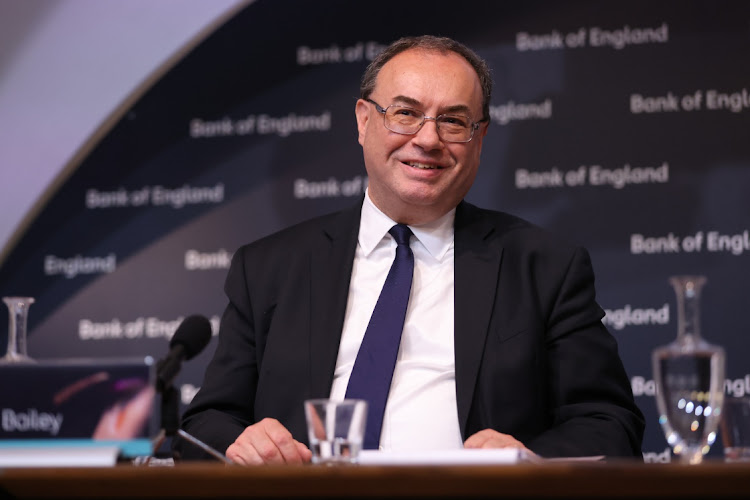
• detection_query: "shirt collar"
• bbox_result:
[359,190,455,260]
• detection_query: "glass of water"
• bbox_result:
[304,399,367,465]
[721,397,750,462]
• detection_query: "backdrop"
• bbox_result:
[1,0,749,461]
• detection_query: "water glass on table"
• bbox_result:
[721,396,750,462]
[304,399,367,465]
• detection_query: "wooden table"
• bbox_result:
[2,461,750,499]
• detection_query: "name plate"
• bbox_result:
[0,358,157,458]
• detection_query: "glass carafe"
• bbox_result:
[1,296,36,364]
[652,276,725,464]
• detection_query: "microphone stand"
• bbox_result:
[149,384,232,465]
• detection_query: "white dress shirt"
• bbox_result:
[329,191,463,451]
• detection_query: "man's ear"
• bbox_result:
[480,121,489,139]
[472,121,489,149]
[354,99,370,146]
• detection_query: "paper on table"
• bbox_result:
[0,438,153,467]
[358,448,543,465]
[0,445,120,468]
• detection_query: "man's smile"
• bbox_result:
[404,161,446,170]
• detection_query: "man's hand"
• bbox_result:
[464,429,537,456]
[226,418,312,465]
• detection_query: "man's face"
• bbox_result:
[355,49,487,225]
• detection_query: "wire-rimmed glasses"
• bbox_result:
[366,99,484,143]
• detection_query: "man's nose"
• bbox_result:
[411,118,444,150]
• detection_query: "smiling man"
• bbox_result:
[356,47,486,226]
[177,35,645,464]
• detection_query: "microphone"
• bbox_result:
[156,315,212,393]
[147,314,228,464]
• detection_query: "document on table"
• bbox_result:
[0,443,120,468]
[0,439,152,467]
[358,448,544,465]
[358,449,607,465]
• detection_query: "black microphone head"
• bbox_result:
[170,315,212,360]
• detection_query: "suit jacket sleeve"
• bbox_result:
[457,204,644,458]
[174,206,359,460]
[525,245,644,457]
[175,247,260,459]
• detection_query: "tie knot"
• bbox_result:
[389,224,412,246]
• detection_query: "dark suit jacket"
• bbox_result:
[178,200,644,459]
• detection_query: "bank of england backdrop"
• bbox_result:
[1,0,748,460]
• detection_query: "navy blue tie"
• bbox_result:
[345,224,414,449]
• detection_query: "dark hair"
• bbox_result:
[360,35,493,122]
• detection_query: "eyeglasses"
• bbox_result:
[366,99,484,143]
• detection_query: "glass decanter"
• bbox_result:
[0,296,36,364]
[652,276,725,464]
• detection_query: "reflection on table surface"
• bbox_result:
[1,460,750,498]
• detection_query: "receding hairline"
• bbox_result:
[372,50,485,115]
[360,36,493,122]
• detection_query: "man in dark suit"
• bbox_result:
[177,35,644,464]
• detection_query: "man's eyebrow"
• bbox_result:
[391,95,421,107]
[391,95,473,116]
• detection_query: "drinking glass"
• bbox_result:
[304,399,367,464]
[721,397,750,462]
[1,297,36,364]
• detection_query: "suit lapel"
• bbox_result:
[309,203,361,399]
[453,202,503,438]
